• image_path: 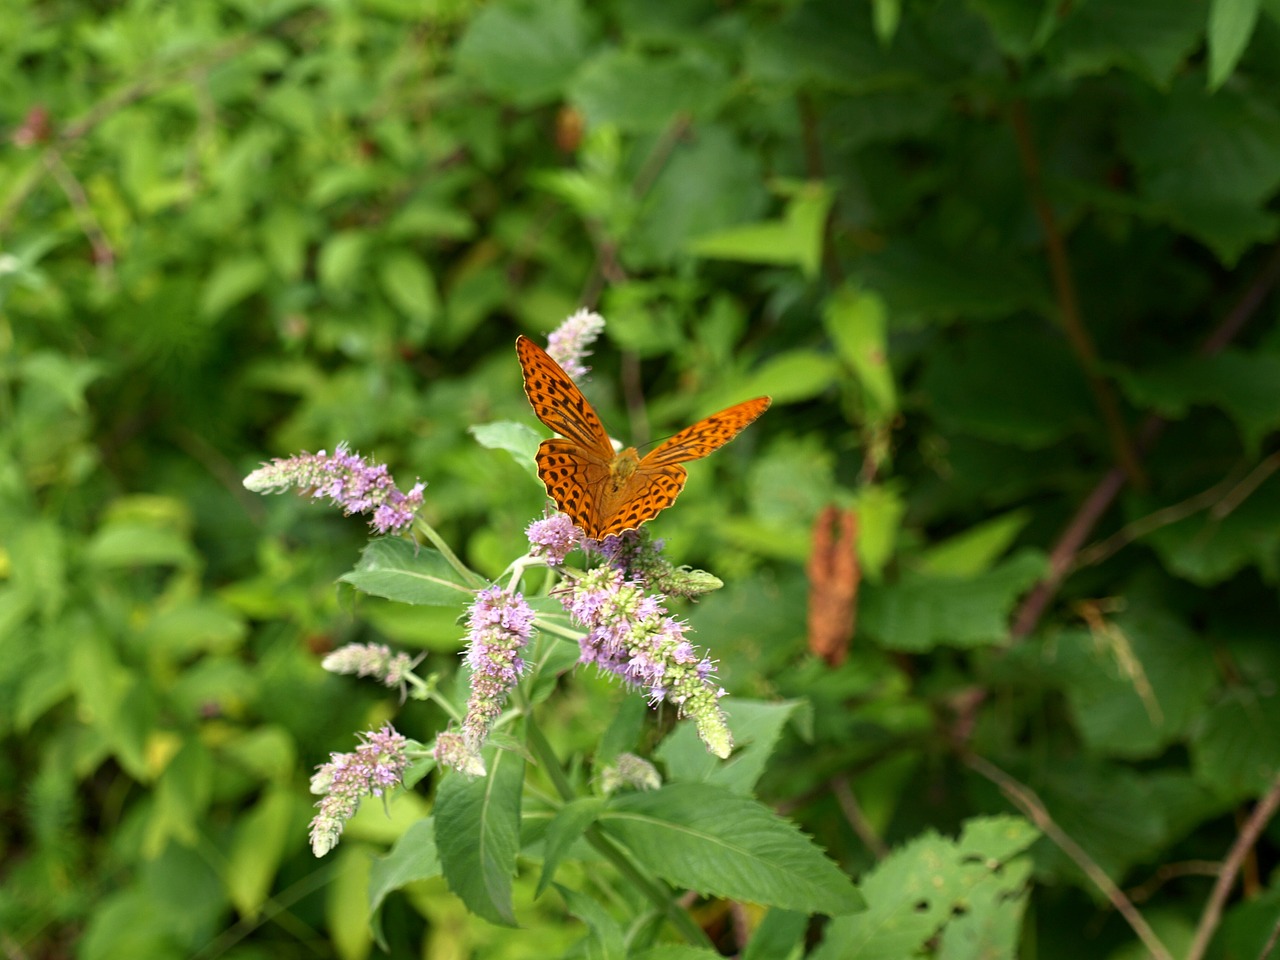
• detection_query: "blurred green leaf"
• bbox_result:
[200,256,268,320]
[1208,0,1262,89]
[823,285,897,424]
[379,251,439,330]
[369,818,442,919]
[689,182,832,280]
[226,786,297,919]
[455,0,590,107]
[571,48,730,132]
[339,539,474,606]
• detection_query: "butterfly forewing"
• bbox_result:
[516,335,613,456]
[641,396,772,467]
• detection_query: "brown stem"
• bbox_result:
[1009,99,1145,489]
[965,753,1173,960]
[1011,241,1280,638]
[1186,771,1280,960]
[830,775,889,860]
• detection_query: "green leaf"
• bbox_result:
[823,285,897,424]
[144,741,214,857]
[689,182,833,280]
[557,883,627,960]
[917,510,1031,578]
[470,420,543,478]
[1052,611,1217,758]
[655,699,804,796]
[200,256,268,320]
[378,251,439,329]
[854,483,906,582]
[318,230,370,295]
[1045,0,1203,87]
[226,787,297,919]
[1191,688,1280,799]
[1117,349,1280,452]
[19,352,105,415]
[327,845,375,960]
[455,0,590,107]
[368,818,441,920]
[434,750,524,926]
[861,551,1045,651]
[742,909,807,960]
[740,350,842,405]
[571,48,730,132]
[813,816,1037,959]
[538,797,605,897]
[1208,0,1262,89]
[338,539,474,606]
[599,783,863,916]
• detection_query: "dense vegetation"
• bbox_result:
[4,0,1280,957]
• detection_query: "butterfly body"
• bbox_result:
[516,335,769,540]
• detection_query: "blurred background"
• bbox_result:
[4,0,1280,956]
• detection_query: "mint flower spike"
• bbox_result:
[546,308,605,381]
[527,513,585,566]
[244,443,425,535]
[561,566,733,759]
[322,642,424,699]
[433,585,536,777]
[309,724,410,857]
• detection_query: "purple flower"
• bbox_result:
[546,308,605,381]
[433,586,536,776]
[559,566,732,758]
[527,513,585,566]
[244,443,425,534]
[309,724,410,856]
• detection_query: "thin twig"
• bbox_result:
[44,150,115,282]
[965,752,1173,960]
[1011,241,1280,638]
[831,775,889,860]
[1008,98,1145,489]
[1186,770,1280,960]
[1258,916,1280,960]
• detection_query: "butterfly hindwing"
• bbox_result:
[516,336,613,456]
[535,438,611,537]
[642,396,772,467]
[598,463,689,538]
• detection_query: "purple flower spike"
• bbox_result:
[527,513,585,566]
[559,566,733,758]
[244,443,424,534]
[546,308,605,382]
[434,586,536,777]
[309,724,410,857]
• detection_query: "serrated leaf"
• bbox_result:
[1209,0,1262,90]
[339,539,474,606]
[368,818,441,920]
[861,551,1045,651]
[434,750,524,926]
[813,816,1037,960]
[655,699,803,795]
[599,783,862,917]
[538,797,605,897]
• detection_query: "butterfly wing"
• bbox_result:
[535,438,613,538]
[516,335,613,456]
[598,464,688,538]
[641,396,771,467]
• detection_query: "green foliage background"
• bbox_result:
[4,0,1280,956]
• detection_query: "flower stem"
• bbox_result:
[413,516,485,588]
[523,719,712,949]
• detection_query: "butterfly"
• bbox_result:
[516,335,771,540]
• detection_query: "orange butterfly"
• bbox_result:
[516,335,771,540]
